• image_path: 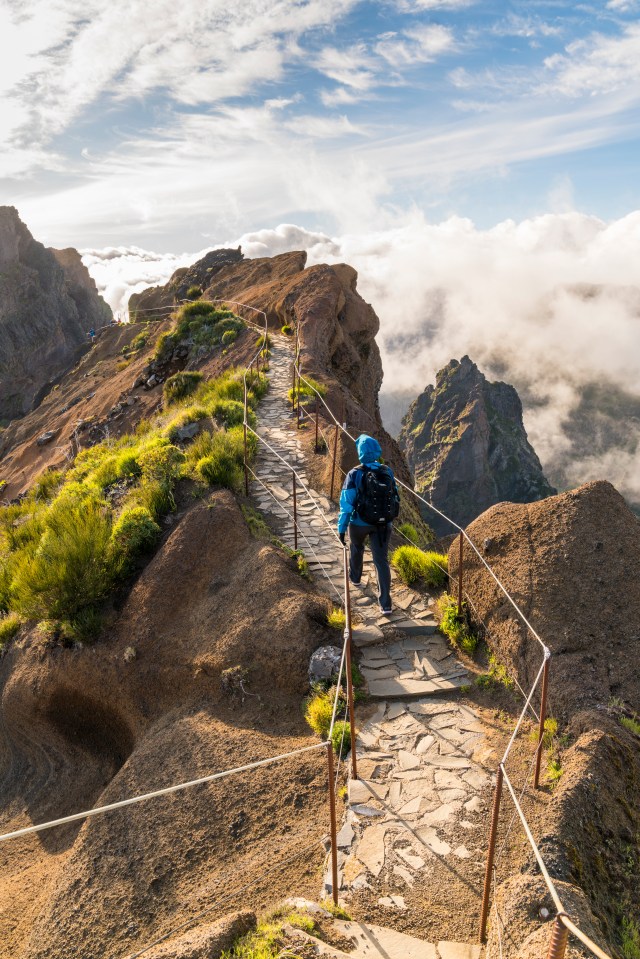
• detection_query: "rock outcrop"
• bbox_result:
[451,480,640,957]
[0,207,111,422]
[399,356,555,535]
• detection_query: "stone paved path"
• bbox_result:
[250,337,491,939]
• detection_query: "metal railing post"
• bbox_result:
[330,423,339,501]
[457,531,464,613]
[547,916,569,959]
[480,764,504,942]
[292,473,298,551]
[296,360,301,428]
[315,397,319,452]
[326,742,339,905]
[343,550,358,780]
[243,379,249,498]
[534,655,551,789]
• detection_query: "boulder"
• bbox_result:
[309,645,343,683]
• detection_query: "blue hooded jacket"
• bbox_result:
[337,434,397,534]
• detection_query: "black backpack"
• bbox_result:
[354,465,400,526]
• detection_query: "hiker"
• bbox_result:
[88,328,95,343]
[337,434,400,614]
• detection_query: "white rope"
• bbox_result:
[0,743,325,844]
[500,764,564,914]
[247,466,342,605]
[501,653,548,765]
[245,424,342,545]
[293,361,548,653]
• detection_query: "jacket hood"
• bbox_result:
[356,434,382,465]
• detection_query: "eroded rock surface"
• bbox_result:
[399,356,555,536]
[0,207,111,421]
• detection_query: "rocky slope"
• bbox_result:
[399,356,555,536]
[449,480,640,957]
[0,207,111,422]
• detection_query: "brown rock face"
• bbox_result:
[454,481,640,958]
[0,207,111,422]
[0,492,329,959]
[449,480,639,715]
[399,356,555,536]
[130,247,409,482]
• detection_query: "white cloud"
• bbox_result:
[83,209,640,502]
[395,0,474,10]
[543,23,640,97]
[284,114,367,138]
[313,43,377,90]
[375,25,455,66]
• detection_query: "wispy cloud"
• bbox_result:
[375,25,456,66]
[543,22,640,97]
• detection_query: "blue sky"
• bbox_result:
[1,0,640,248]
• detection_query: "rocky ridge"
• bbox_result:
[0,207,111,422]
[399,356,555,536]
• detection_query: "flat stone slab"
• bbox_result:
[353,625,385,647]
[437,943,482,959]
[334,921,438,959]
[368,677,464,699]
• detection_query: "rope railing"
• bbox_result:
[290,324,611,959]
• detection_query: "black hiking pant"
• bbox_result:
[348,522,392,611]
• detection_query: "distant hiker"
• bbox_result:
[88,328,95,343]
[337,434,400,614]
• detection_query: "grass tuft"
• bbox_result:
[391,545,448,588]
[327,607,346,630]
[0,612,22,648]
[437,593,477,655]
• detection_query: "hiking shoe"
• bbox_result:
[349,577,362,587]
[379,606,392,614]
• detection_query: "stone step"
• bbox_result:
[366,674,468,698]
[332,921,482,959]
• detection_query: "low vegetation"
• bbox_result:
[0,365,268,643]
[327,607,346,630]
[391,545,448,588]
[621,915,640,959]
[220,907,322,959]
[620,714,640,737]
[288,373,327,408]
[163,371,203,403]
[397,521,419,545]
[437,594,478,655]
[155,301,244,362]
[0,612,21,649]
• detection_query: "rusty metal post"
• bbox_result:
[343,550,358,780]
[296,361,301,428]
[315,397,319,452]
[457,531,464,613]
[330,423,339,501]
[292,362,297,411]
[534,655,551,789]
[292,472,298,552]
[546,916,569,959]
[326,742,339,905]
[480,764,504,943]
[242,377,249,498]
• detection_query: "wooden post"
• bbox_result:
[457,531,464,613]
[326,743,339,905]
[292,362,297,411]
[546,917,569,959]
[534,656,551,789]
[292,472,298,551]
[243,379,249,497]
[480,764,504,943]
[343,551,358,780]
[330,423,339,501]
[296,361,301,428]
[315,397,319,452]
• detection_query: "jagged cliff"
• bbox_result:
[0,207,111,422]
[399,356,555,535]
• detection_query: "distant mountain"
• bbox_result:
[0,206,111,422]
[399,355,555,535]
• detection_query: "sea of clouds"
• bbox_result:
[82,210,640,503]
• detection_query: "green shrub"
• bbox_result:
[33,469,64,501]
[180,300,219,318]
[437,593,477,655]
[621,915,640,959]
[281,324,293,335]
[221,329,237,346]
[546,758,563,784]
[331,719,351,758]
[288,374,327,406]
[620,715,640,737]
[529,717,559,748]
[66,607,104,644]
[186,286,202,300]
[128,478,174,520]
[0,612,21,648]
[304,690,334,738]
[111,506,161,561]
[391,546,448,588]
[488,654,513,688]
[195,428,245,490]
[327,607,346,630]
[163,371,203,404]
[12,498,116,621]
[397,522,419,545]
[210,398,246,428]
[165,406,209,442]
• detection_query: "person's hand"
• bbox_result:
[339,532,346,545]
